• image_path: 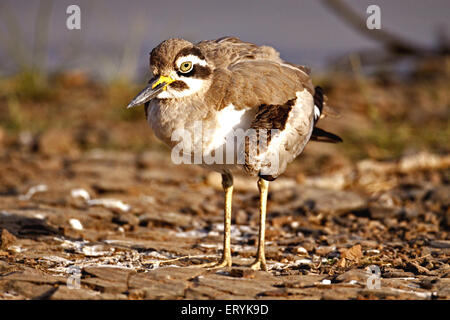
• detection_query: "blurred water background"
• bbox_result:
[1,0,449,81]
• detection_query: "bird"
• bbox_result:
[127,37,342,271]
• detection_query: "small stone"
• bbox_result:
[406,262,431,275]
[70,188,91,201]
[427,240,450,249]
[229,268,257,279]
[69,219,83,230]
[128,288,146,300]
[341,244,363,261]
[112,212,139,226]
[301,242,315,252]
[315,246,334,256]
[336,269,370,283]
[0,229,17,249]
[337,258,346,268]
[295,246,308,255]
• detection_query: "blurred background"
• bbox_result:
[0,0,449,169]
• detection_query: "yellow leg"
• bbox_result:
[249,178,269,271]
[191,173,233,269]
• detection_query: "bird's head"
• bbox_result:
[127,38,213,108]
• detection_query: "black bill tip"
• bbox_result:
[126,82,165,109]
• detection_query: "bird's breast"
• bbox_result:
[147,100,253,159]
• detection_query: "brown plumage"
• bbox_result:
[127,37,342,271]
[200,37,314,111]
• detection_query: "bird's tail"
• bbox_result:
[311,86,343,143]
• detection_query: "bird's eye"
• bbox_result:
[179,61,193,73]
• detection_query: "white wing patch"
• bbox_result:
[205,104,246,153]
[314,105,321,120]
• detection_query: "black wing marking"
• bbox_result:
[310,127,343,143]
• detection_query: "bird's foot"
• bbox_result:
[190,256,232,269]
[248,258,267,271]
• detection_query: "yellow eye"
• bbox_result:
[179,61,193,73]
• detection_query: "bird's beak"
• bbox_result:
[126,75,175,109]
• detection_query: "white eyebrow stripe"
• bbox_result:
[176,55,207,68]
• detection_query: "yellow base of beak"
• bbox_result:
[152,75,175,90]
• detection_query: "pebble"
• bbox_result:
[69,219,83,230]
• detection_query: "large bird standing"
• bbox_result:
[127,37,341,271]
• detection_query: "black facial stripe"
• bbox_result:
[177,65,212,79]
[169,80,189,91]
[175,46,205,61]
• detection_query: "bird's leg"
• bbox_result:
[191,172,233,269]
[249,178,269,271]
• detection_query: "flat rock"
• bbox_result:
[138,211,193,228]
[382,269,416,278]
[112,212,139,226]
[0,279,55,299]
[83,267,131,283]
[82,277,128,294]
[51,285,127,300]
[127,272,188,299]
[427,240,450,249]
[195,273,277,297]
[276,274,327,288]
[335,269,370,283]
[275,186,367,215]
[1,269,67,285]
[301,188,367,214]
[142,267,204,281]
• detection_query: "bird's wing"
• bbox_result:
[237,71,315,179]
[201,58,316,179]
[199,38,341,178]
[204,59,314,111]
[202,38,339,117]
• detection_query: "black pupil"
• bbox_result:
[183,63,190,70]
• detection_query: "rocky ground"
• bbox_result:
[0,62,449,300]
[0,148,448,300]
